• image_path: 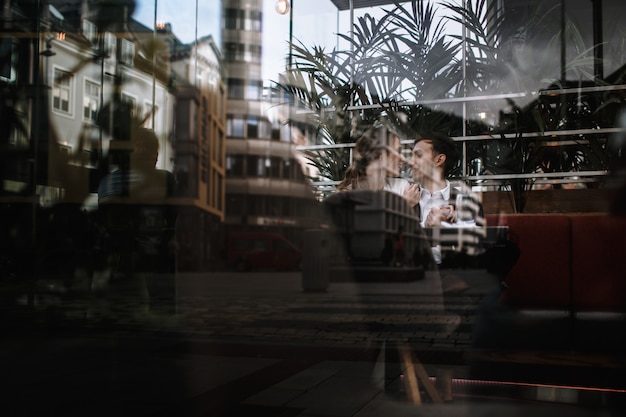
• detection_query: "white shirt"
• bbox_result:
[418,180,451,228]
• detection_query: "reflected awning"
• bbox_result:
[330,0,404,11]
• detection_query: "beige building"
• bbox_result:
[168,31,228,270]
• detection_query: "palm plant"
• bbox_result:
[388,0,461,100]
[277,0,620,211]
[443,0,618,212]
[277,0,461,184]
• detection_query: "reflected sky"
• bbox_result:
[133,0,390,85]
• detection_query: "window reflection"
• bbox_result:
[83,80,100,122]
[52,68,72,114]
[1,0,626,415]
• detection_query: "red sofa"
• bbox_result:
[480,213,626,351]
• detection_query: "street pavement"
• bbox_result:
[1,269,624,416]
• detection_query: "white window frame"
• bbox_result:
[52,67,74,116]
[103,32,116,57]
[120,38,135,66]
[82,19,97,45]
[83,78,101,123]
[122,92,137,117]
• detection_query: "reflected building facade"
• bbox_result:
[221,0,322,249]
[1,0,626,415]
[168,30,227,270]
[0,0,226,273]
[0,0,178,281]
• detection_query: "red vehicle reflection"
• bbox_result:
[226,232,302,272]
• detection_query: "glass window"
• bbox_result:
[250,9,262,32]
[224,42,245,61]
[246,44,262,63]
[0,38,16,82]
[270,156,280,178]
[227,78,244,99]
[282,159,292,179]
[247,116,259,138]
[258,119,270,139]
[224,8,242,30]
[257,157,266,177]
[52,68,72,114]
[103,32,116,57]
[83,80,100,122]
[226,155,244,177]
[227,115,244,138]
[119,38,134,65]
[243,9,263,33]
[270,118,281,140]
[246,80,261,101]
[82,19,97,44]
[5,2,626,416]
[121,93,137,121]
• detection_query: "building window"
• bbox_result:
[217,131,224,164]
[227,78,244,99]
[249,10,263,32]
[250,44,260,62]
[103,32,116,57]
[217,86,225,119]
[227,115,245,138]
[247,44,262,63]
[216,174,224,212]
[224,8,244,30]
[226,155,245,177]
[247,116,259,138]
[0,38,16,83]
[246,156,260,177]
[224,9,236,29]
[256,119,267,139]
[283,159,292,179]
[224,42,245,61]
[246,80,262,100]
[271,118,281,140]
[257,157,266,177]
[270,156,280,178]
[121,93,137,117]
[82,19,97,45]
[119,38,135,66]
[83,80,100,122]
[52,68,72,114]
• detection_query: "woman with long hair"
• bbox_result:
[337,129,403,191]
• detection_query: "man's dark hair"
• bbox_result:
[413,132,460,176]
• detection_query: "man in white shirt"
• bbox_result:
[410,132,458,226]
[408,132,484,265]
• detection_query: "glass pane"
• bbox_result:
[3,1,626,416]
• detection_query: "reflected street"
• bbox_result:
[3,270,624,416]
